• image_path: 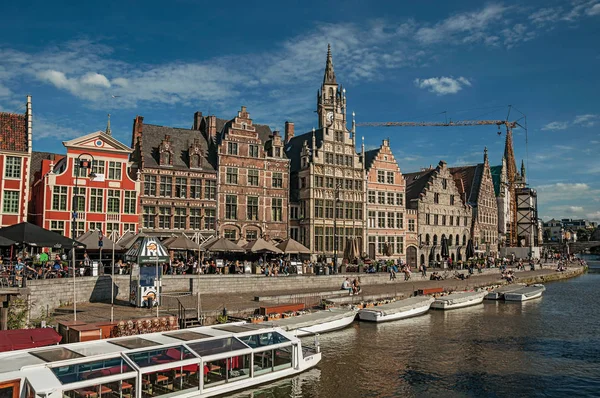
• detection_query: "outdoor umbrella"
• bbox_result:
[76,230,123,251]
[0,222,83,248]
[199,235,219,250]
[204,237,245,253]
[244,238,283,254]
[164,235,200,251]
[0,236,16,246]
[116,231,143,250]
[124,236,169,264]
[236,238,248,248]
[441,236,450,258]
[465,239,475,260]
[276,238,311,254]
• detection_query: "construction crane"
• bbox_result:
[356,116,524,248]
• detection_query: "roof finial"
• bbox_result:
[484,146,488,162]
[106,113,112,136]
[323,44,337,84]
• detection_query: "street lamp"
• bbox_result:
[71,153,96,321]
[333,181,342,273]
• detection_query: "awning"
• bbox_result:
[0,328,62,352]
[0,222,83,249]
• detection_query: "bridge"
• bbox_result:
[543,241,600,254]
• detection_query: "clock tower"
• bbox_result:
[317,44,347,131]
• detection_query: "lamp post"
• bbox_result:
[71,153,96,321]
[333,181,342,273]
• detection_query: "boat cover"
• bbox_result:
[269,308,355,331]
[0,328,62,352]
[434,291,487,306]
[507,285,546,297]
[487,284,526,297]
[360,297,434,317]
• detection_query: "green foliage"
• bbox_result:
[216,314,228,324]
[8,297,28,330]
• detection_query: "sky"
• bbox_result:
[1,0,599,222]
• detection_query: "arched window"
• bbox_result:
[425,234,430,245]
[448,235,453,246]
[433,235,438,246]
[462,235,467,246]
[329,87,334,99]
[456,234,460,246]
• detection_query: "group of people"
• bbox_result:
[341,277,361,295]
[501,269,517,283]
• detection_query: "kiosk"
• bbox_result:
[124,236,169,308]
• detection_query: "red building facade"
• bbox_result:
[0,96,32,227]
[30,130,140,238]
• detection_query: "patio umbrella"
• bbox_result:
[441,236,450,258]
[465,239,475,260]
[0,236,16,246]
[236,238,248,248]
[204,237,245,253]
[244,238,283,254]
[116,231,142,249]
[199,235,219,250]
[76,230,123,251]
[124,236,169,264]
[0,222,83,249]
[164,235,200,251]
[276,238,311,254]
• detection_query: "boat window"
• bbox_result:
[141,365,200,396]
[203,354,251,388]
[51,357,132,384]
[31,347,84,363]
[126,346,195,368]
[62,378,136,398]
[0,379,20,398]
[187,337,247,357]
[254,348,293,375]
[164,331,213,341]
[110,337,162,349]
[238,332,290,348]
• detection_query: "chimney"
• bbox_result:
[207,115,217,143]
[193,111,203,130]
[26,95,32,155]
[284,121,294,144]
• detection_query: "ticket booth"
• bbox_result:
[124,236,169,308]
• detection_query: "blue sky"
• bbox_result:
[1,0,599,222]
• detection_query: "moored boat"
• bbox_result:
[0,322,321,398]
[430,291,487,310]
[504,284,546,302]
[485,284,526,300]
[266,308,357,337]
[358,296,434,322]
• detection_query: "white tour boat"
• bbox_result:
[265,308,357,337]
[503,284,546,302]
[0,322,321,398]
[485,284,526,300]
[357,296,435,322]
[430,291,487,310]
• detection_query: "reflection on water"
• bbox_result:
[247,271,600,398]
[225,368,321,398]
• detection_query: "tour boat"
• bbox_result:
[503,284,546,302]
[0,322,321,398]
[430,291,487,310]
[485,284,526,300]
[357,296,435,322]
[266,308,357,337]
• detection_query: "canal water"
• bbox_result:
[232,257,600,398]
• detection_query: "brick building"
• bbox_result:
[209,106,289,242]
[405,161,472,266]
[0,96,32,227]
[365,139,408,262]
[30,129,139,238]
[130,116,217,242]
[287,45,366,260]
[450,148,499,256]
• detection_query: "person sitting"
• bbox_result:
[352,278,361,294]
[341,278,353,295]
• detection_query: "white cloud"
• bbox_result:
[587,3,600,15]
[529,7,562,25]
[414,76,472,95]
[574,114,599,127]
[568,206,584,213]
[80,72,111,88]
[541,121,569,130]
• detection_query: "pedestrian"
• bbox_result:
[421,262,427,277]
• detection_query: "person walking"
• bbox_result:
[421,262,427,277]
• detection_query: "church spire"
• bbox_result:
[105,113,112,136]
[503,129,517,181]
[323,44,337,84]
[521,159,526,181]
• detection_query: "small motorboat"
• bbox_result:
[430,291,487,310]
[266,308,357,337]
[358,296,434,322]
[504,284,546,302]
[485,284,526,300]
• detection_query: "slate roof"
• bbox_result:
[364,148,380,172]
[285,128,324,173]
[490,165,503,196]
[30,151,62,187]
[216,118,274,147]
[140,124,215,171]
[0,112,28,152]
[449,164,483,205]
[403,169,435,209]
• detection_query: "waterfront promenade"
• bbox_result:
[53,263,584,324]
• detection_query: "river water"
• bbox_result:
[232,257,600,398]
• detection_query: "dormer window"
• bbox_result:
[191,154,201,168]
[159,135,174,167]
[161,152,171,166]
[189,138,204,169]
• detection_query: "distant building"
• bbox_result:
[30,128,139,238]
[365,139,408,263]
[543,219,563,242]
[0,96,32,227]
[405,160,472,266]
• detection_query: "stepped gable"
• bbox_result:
[217,118,274,147]
[140,124,214,171]
[403,169,435,209]
[0,112,27,152]
[449,164,483,205]
[364,148,380,172]
[284,128,325,172]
